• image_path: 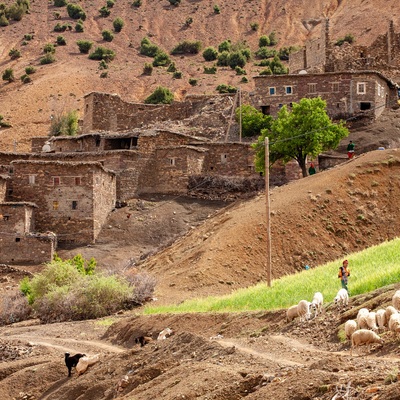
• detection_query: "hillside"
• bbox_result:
[1,0,400,151]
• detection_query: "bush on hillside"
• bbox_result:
[259,35,270,47]
[43,43,56,54]
[21,74,31,83]
[189,78,197,86]
[213,4,220,14]
[25,65,36,74]
[89,46,115,61]
[50,110,79,136]
[66,3,86,20]
[218,40,231,53]
[227,51,246,69]
[56,35,66,45]
[113,17,124,32]
[54,0,67,6]
[0,115,11,127]
[77,40,93,54]
[99,6,110,17]
[132,0,142,7]
[336,34,355,46]
[0,14,9,26]
[9,48,21,59]
[168,0,181,5]
[216,84,237,94]
[202,46,218,61]
[203,65,217,74]
[143,62,153,75]
[144,86,174,104]
[2,68,15,82]
[102,30,114,42]
[75,20,84,32]
[140,37,160,57]
[107,0,115,7]
[216,51,229,66]
[171,40,202,55]
[152,51,171,67]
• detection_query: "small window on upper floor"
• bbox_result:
[3,215,10,221]
[28,175,36,185]
[72,201,78,210]
[285,86,293,95]
[53,177,60,186]
[169,158,176,166]
[221,154,228,163]
[357,82,366,94]
[308,83,317,94]
[332,82,339,93]
[53,201,59,211]
[269,87,276,96]
[75,177,81,185]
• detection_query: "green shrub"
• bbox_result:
[269,55,288,74]
[2,68,14,82]
[75,21,84,32]
[202,46,218,61]
[99,59,108,70]
[185,17,193,27]
[132,0,142,6]
[50,110,79,136]
[256,46,277,59]
[113,17,124,32]
[54,0,67,6]
[53,22,67,32]
[53,11,61,19]
[235,66,246,75]
[167,62,177,72]
[216,50,229,66]
[168,0,181,5]
[203,65,216,74]
[40,53,56,64]
[0,14,9,26]
[66,3,86,20]
[25,65,36,74]
[152,51,171,67]
[106,0,115,7]
[89,46,115,61]
[56,35,66,45]
[102,30,114,42]
[43,43,56,54]
[99,6,110,17]
[227,51,246,69]
[9,48,21,59]
[250,22,259,31]
[218,39,231,53]
[20,73,31,83]
[213,4,220,14]
[268,31,278,46]
[0,115,11,127]
[336,34,355,46]
[216,84,237,93]
[143,62,153,75]
[100,71,108,78]
[240,76,248,83]
[140,37,160,57]
[173,71,182,79]
[171,40,202,55]
[24,33,33,41]
[259,35,270,47]
[77,40,93,54]
[6,3,28,21]
[259,67,272,75]
[144,86,174,104]
[189,78,197,86]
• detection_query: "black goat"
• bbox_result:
[65,352,86,377]
[135,336,152,347]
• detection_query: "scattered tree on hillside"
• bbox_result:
[235,104,272,138]
[50,110,79,136]
[144,86,174,104]
[252,97,349,177]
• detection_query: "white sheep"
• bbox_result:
[350,329,384,356]
[388,313,400,335]
[344,319,357,340]
[286,305,299,322]
[334,288,349,309]
[384,305,398,323]
[376,309,387,330]
[76,354,100,376]
[157,327,173,340]
[310,292,324,317]
[392,290,400,310]
[297,299,311,322]
[356,308,369,329]
[366,311,378,332]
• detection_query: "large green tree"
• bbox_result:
[235,104,272,137]
[252,97,349,177]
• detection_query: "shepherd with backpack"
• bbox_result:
[338,259,350,294]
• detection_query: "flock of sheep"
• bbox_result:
[286,288,400,355]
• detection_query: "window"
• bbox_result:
[3,215,9,221]
[15,237,20,242]
[269,87,276,95]
[278,104,283,109]
[332,82,339,92]
[308,83,317,94]
[261,105,270,115]
[72,201,78,210]
[28,175,36,185]
[53,201,59,210]
[357,82,366,94]
[169,158,176,166]
[360,102,371,110]
[53,177,60,185]
[75,177,81,185]
[221,154,228,163]
[285,86,293,95]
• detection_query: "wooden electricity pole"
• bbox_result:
[265,137,272,287]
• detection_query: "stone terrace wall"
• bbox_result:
[0,233,55,264]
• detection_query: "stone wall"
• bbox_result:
[0,233,56,264]
[0,203,35,234]
[10,161,116,245]
[0,177,7,201]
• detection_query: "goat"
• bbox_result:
[135,336,153,347]
[65,352,86,377]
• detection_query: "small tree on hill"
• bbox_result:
[144,86,174,104]
[252,97,349,177]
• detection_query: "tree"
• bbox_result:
[144,86,174,104]
[235,104,272,138]
[252,97,349,177]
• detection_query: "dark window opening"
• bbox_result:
[96,138,101,147]
[3,215,10,221]
[337,103,340,108]
[289,103,293,108]
[72,201,78,210]
[360,102,371,110]
[131,137,138,147]
[103,138,132,150]
[15,237,20,242]
[261,105,270,115]
[75,177,81,185]
[210,166,214,170]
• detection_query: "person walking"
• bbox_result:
[347,140,355,159]
[338,259,350,294]
[308,163,316,175]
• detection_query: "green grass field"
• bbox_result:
[144,238,400,314]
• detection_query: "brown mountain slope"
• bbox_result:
[1,0,400,150]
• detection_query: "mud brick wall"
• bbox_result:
[31,137,48,153]
[0,203,35,234]
[0,178,7,201]
[51,135,101,153]
[289,49,306,73]
[0,234,55,264]
[10,161,116,245]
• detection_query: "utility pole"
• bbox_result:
[265,137,271,287]
[239,89,242,142]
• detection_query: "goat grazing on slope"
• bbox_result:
[65,352,86,377]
